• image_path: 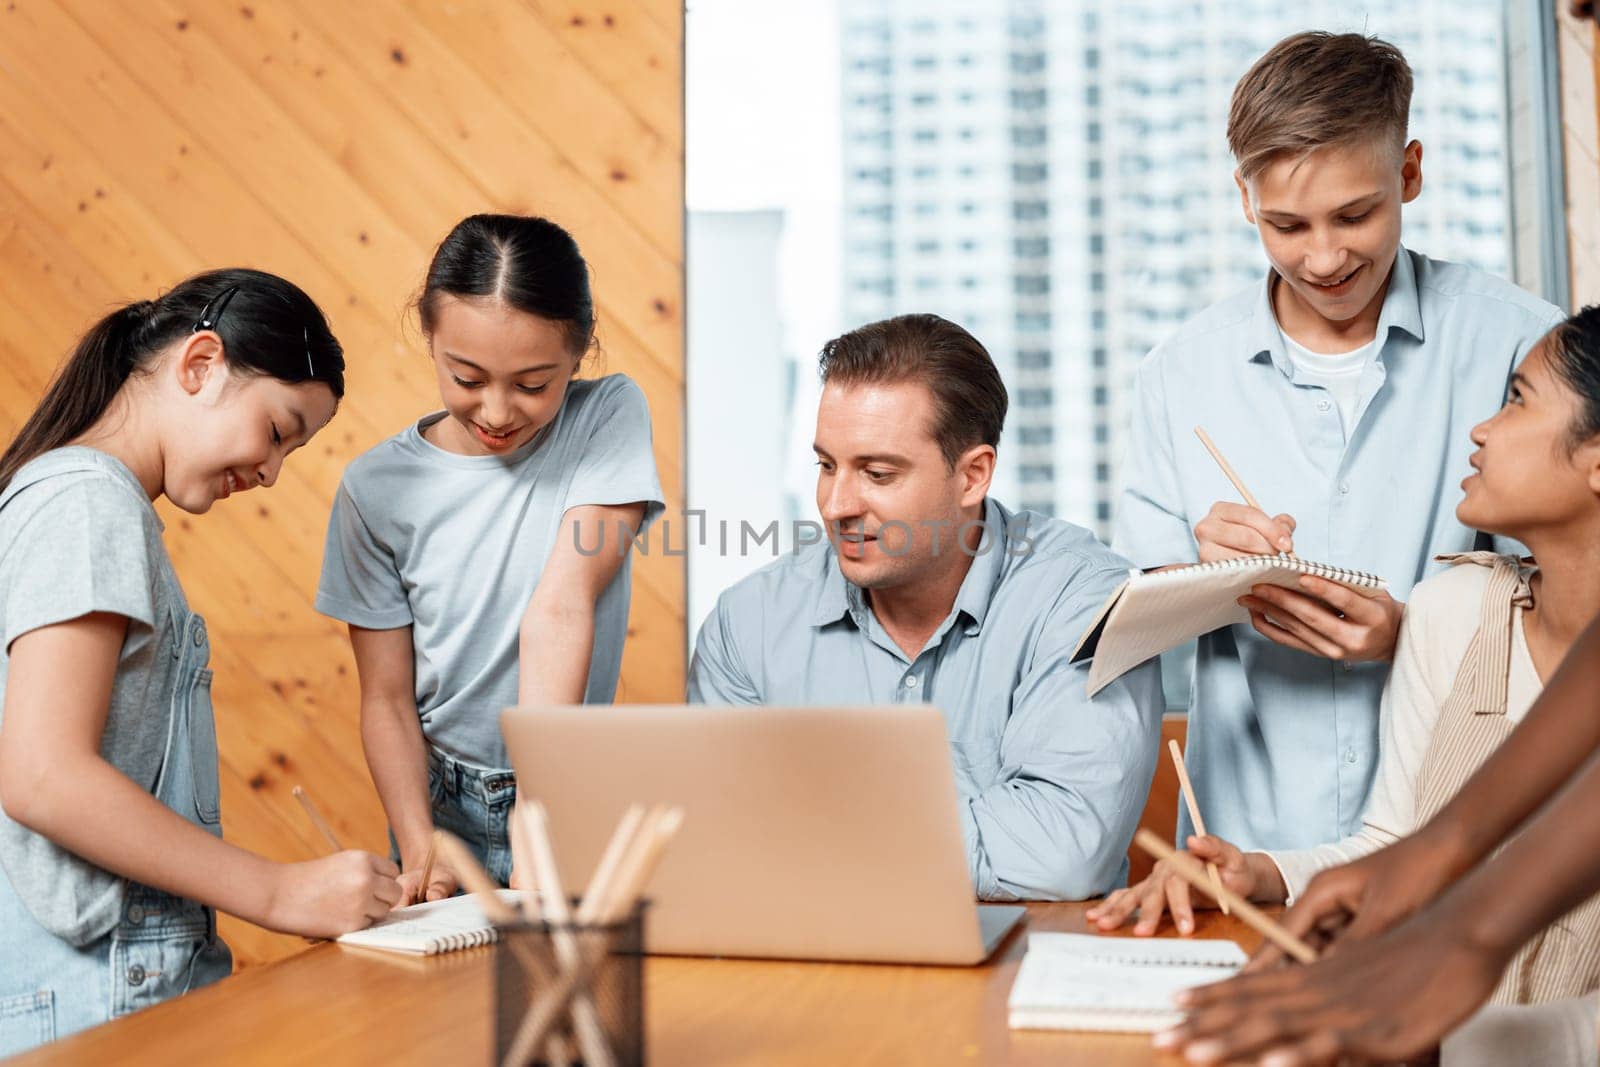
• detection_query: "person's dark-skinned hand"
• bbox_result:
[1243,833,1461,974]
[1155,904,1503,1066]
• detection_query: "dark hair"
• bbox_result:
[0,268,344,491]
[817,313,1007,468]
[417,214,596,357]
[1228,32,1413,180]
[1546,304,1600,449]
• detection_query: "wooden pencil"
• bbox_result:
[1133,829,1317,965]
[1194,426,1296,558]
[1167,739,1229,916]
[291,785,343,852]
[1193,426,1264,512]
[416,832,437,903]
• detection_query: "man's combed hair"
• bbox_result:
[1227,32,1413,181]
[817,313,1007,469]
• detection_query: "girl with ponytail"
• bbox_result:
[316,216,663,904]
[0,269,400,1055]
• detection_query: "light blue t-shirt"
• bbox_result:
[317,374,665,769]
[1114,247,1563,851]
[688,499,1165,902]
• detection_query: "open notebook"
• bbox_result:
[337,889,527,956]
[1007,932,1247,1033]
[1070,555,1386,696]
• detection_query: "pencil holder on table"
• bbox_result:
[493,901,647,1067]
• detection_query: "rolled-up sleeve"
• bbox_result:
[962,565,1165,901]
[1113,351,1198,569]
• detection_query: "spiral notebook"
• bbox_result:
[336,889,526,956]
[1070,554,1387,697]
[1007,932,1247,1033]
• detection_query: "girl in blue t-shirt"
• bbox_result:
[0,270,401,1055]
[317,215,663,904]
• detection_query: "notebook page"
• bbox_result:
[337,889,527,955]
[1084,557,1384,696]
[1007,934,1245,1033]
[1024,932,1247,966]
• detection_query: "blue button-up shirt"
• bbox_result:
[688,498,1164,901]
[1114,248,1562,851]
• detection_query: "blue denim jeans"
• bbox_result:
[394,747,517,886]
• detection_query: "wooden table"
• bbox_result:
[14,903,1263,1065]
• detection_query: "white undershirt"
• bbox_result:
[1280,330,1378,438]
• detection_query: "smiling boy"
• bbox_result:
[1114,33,1564,851]
[689,314,1163,901]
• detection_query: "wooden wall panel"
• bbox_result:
[0,0,684,968]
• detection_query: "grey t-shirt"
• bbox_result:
[0,448,187,945]
[316,374,664,769]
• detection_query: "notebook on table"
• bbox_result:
[1070,554,1387,696]
[336,889,527,956]
[1007,932,1247,1033]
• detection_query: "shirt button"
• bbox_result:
[903,675,919,689]
[126,964,146,986]
[1338,482,1350,495]
[1317,399,1332,412]
[127,904,145,924]
[1345,749,1358,764]
[1343,660,1354,671]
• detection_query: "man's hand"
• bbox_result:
[1157,908,1504,1065]
[1240,575,1403,662]
[1194,502,1296,561]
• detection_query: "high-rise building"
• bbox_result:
[839,0,1512,536]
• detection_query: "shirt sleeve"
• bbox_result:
[1264,577,1449,902]
[686,592,763,705]
[1,482,157,651]
[314,480,413,630]
[960,562,1166,901]
[1113,351,1198,568]
[564,377,666,530]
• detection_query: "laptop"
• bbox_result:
[500,704,1025,965]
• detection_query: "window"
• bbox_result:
[1020,464,1055,484]
[1018,424,1054,444]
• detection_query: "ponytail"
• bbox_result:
[0,270,344,492]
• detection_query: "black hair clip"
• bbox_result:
[193,285,240,333]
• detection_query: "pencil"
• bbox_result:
[1193,427,1264,512]
[292,785,344,852]
[1167,739,1229,916]
[1133,829,1316,965]
[416,832,437,902]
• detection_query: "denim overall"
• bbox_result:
[0,457,233,1056]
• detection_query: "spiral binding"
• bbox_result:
[1177,553,1381,588]
[427,928,499,954]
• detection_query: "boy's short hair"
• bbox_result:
[1227,31,1413,181]
[818,314,1007,469]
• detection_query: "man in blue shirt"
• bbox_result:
[689,313,1164,902]
[1114,32,1562,853]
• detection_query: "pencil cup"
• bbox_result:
[493,902,647,1067]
